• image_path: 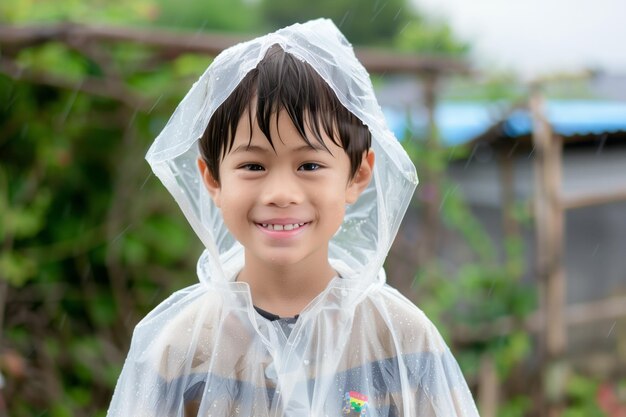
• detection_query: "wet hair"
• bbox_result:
[199,45,371,183]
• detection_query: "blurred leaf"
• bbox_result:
[173,54,213,78]
[498,396,532,417]
[0,251,37,286]
[493,331,531,377]
[50,403,73,417]
[395,20,469,55]
[68,386,92,406]
[17,43,89,82]
[143,215,192,261]
[44,337,61,359]
[89,293,118,326]
[4,192,51,239]
[122,233,149,265]
[260,0,415,46]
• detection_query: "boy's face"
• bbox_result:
[198,110,374,268]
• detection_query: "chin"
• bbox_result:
[263,255,304,267]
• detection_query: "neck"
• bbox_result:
[237,252,336,317]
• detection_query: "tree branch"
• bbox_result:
[0,57,148,110]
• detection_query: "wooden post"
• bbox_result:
[387,72,441,298]
[420,72,441,266]
[530,85,567,417]
[478,354,499,417]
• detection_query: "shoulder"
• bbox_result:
[356,284,449,354]
[133,284,224,336]
[128,284,227,381]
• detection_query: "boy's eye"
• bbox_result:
[241,164,264,171]
[298,163,321,171]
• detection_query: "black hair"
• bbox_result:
[199,45,371,183]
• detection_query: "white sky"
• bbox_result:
[411,0,626,78]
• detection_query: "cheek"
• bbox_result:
[318,188,348,226]
[218,183,252,228]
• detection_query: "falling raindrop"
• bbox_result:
[371,3,388,22]
[607,322,616,337]
[596,133,608,155]
[338,11,350,28]
[398,22,411,35]
[393,8,402,21]
[147,94,163,114]
[591,243,600,257]
[58,86,80,125]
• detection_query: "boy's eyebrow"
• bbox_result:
[294,143,328,152]
[231,143,330,154]
[231,144,271,154]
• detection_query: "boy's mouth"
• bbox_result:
[258,222,307,231]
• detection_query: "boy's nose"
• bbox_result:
[260,171,303,207]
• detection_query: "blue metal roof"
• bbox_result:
[383,100,626,147]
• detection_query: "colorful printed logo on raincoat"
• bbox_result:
[343,391,369,416]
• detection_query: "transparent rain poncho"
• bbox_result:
[107,19,480,417]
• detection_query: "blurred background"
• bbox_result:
[1,0,625,416]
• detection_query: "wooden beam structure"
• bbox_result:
[0,23,471,76]
[452,294,626,343]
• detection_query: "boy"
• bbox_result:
[107,19,480,417]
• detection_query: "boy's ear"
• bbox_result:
[346,150,375,204]
[197,157,222,208]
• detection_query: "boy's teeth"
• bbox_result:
[261,223,304,231]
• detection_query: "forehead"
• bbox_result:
[229,108,338,153]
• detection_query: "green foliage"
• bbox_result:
[260,0,412,45]
[498,396,533,417]
[152,0,261,32]
[0,3,210,415]
[395,19,469,55]
[562,374,607,417]
[259,0,467,53]
[0,0,159,25]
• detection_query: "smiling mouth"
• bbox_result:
[258,222,307,231]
